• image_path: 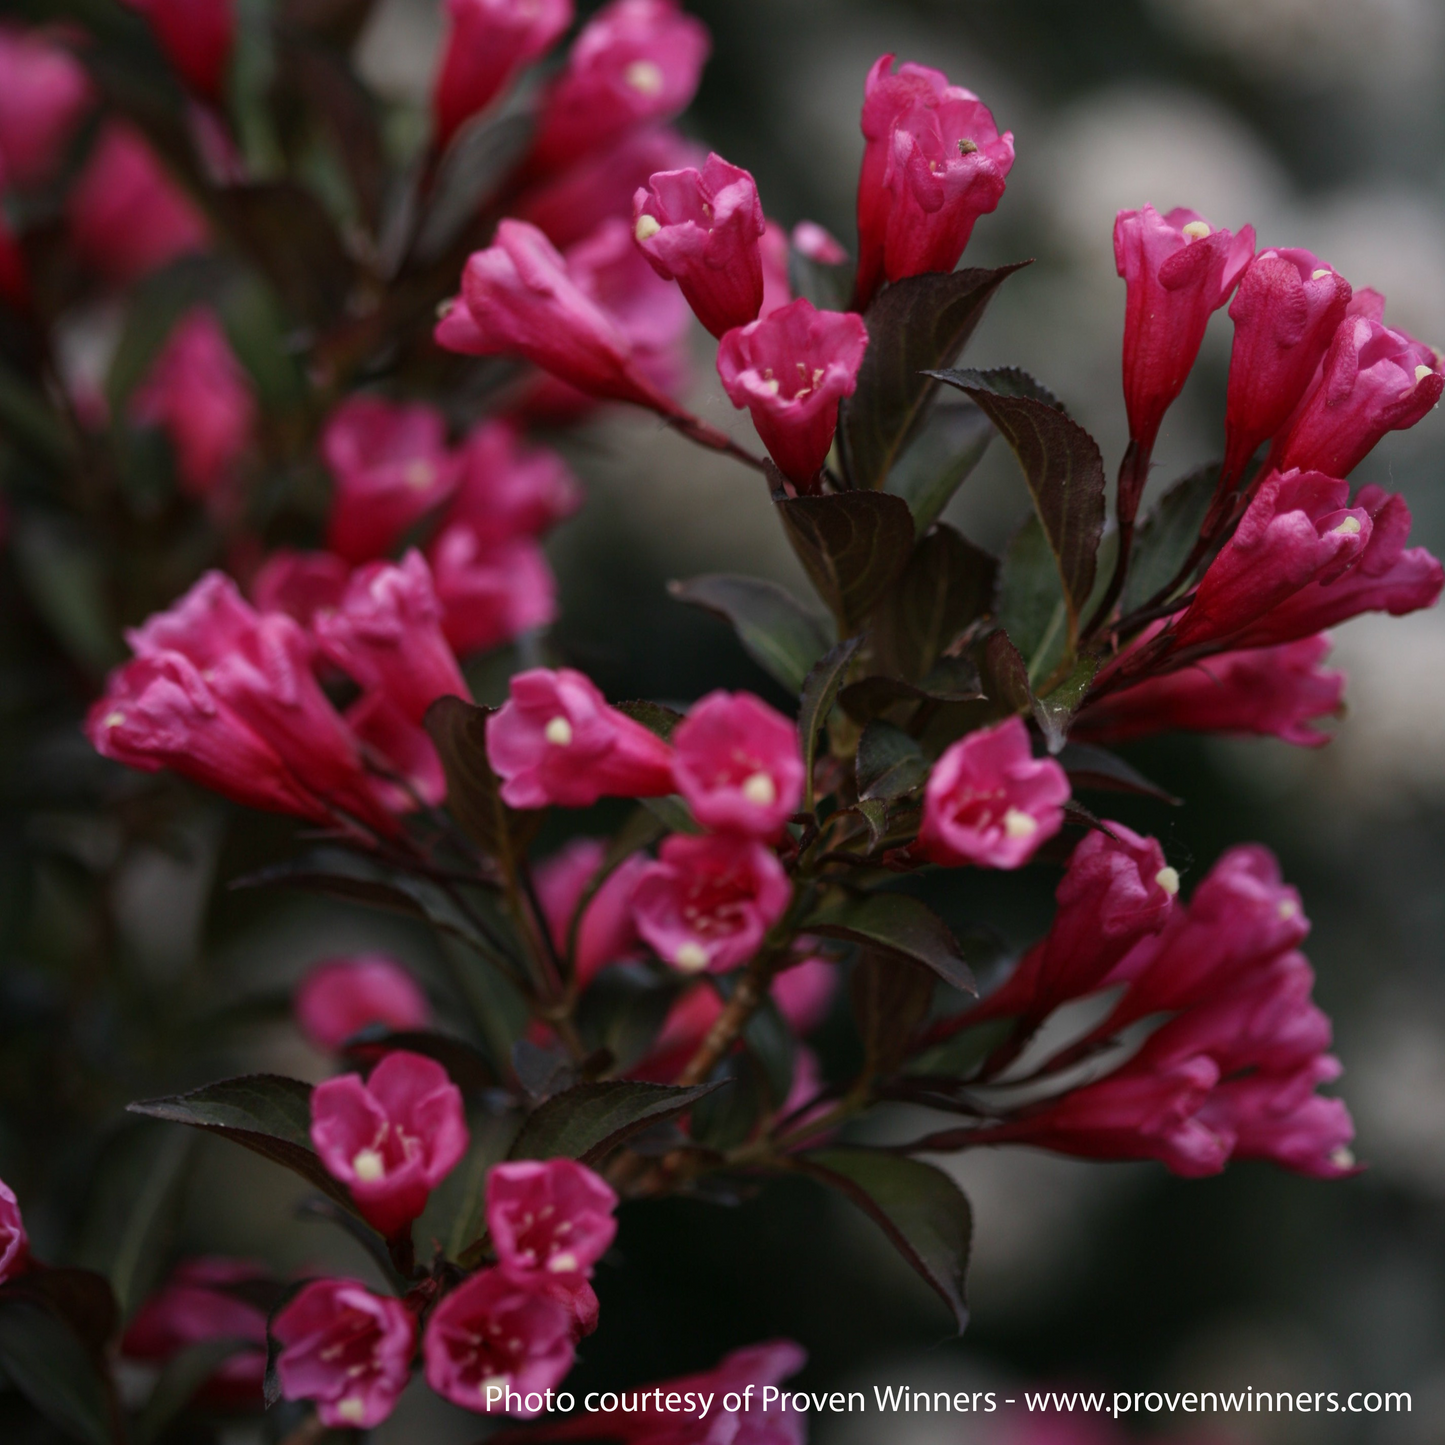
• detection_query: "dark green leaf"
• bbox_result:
[800,1148,972,1331]
[1056,742,1180,804]
[1032,652,1100,754]
[851,953,935,1077]
[0,362,76,472]
[0,1295,118,1445]
[417,115,536,262]
[998,513,1067,680]
[856,721,928,801]
[839,660,984,725]
[220,182,355,324]
[134,1337,253,1445]
[906,1016,1018,1079]
[875,524,998,683]
[508,1079,725,1166]
[343,1029,495,1092]
[798,635,864,813]
[668,574,833,693]
[1121,462,1220,614]
[614,699,684,742]
[934,368,1105,647]
[808,892,974,994]
[12,517,122,674]
[743,995,795,1111]
[886,401,995,534]
[640,794,704,835]
[840,265,1028,489]
[421,1108,521,1266]
[106,256,218,413]
[979,630,1033,716]
[940,366,1065,409]
[689,1055,764,1151]
[576,964,683,1074]
[424,696,530,869]
[777,491,915,635]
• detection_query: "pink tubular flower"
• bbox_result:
[1222,249,1352,484]
[1272,307,1445,479]
[853,55,1015,309]
[312,550,469,725]
[446,420,582,547]
[486,667,676,810]
[126,0,235,101]
[487,1159,618,1288]
[130,308,255,500]
[294,955,431,1052]
[633,153,765,337]
[671,690,804,839]
[438,219,685,414]
[428,529,557,657]
[249,549,349,625]
[535,838,651,987]
[344,689,448,809]
[917,716,1070,869]
[122,1259,269,1409]
[528,0,711,175]
[792,220,848,266]
[67,122,209,286]
[273,1278,415,1429]
[716,298,868,488]
[1114,206,1255,460]
[321,396,459,564]
[0,26,92,187]
[310,1050,468,1237]
[631,832,792,973]
[433,0,573,150]
[0,1177,28,1283]
[423,1268,577,1414]
[1202,1059,1356,1178]
[1075,634,1345,748]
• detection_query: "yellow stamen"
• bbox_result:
[1311,268,1332,281]
[1181,220,1211,241]
[546,1251,579,1273]
[1333,516,1362,535]
[544,716,573,746]
[635,214,662,243]
[1002,808,1038,839]
[741,772,777,807]
[1415,363,1434,382]
[352,1148,385,1182]
[625,60,664,95]
[335,1398,367,1425]
[674,941,709,972]
[1155,866,1180,896]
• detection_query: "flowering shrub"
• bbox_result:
[0,0,1439,1440]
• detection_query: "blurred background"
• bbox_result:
[5,0,1445,1442]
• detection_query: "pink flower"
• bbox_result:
[631,832,791,973]
[423,1268,576,1414]
[321,396,459,564]
[535,838,651,987]
[1114,205,1255,459]
[249,549,349,625]
[433,0,573,149]
[122,1259,268,1409]
[716,298,868,488]
[444,420,582,547]
[273,1278,415,1429]
[1201,1059,1356,1179]
[68,122,209,286]
[917,716,1070,869]
[294,954,432,1052]
[528,0,710,175]
[672,690,804,839]
[633,153,765,337]
[310,1050,469,1237]
[439,219,685,414]
[312,550,469,725]
[759,218,792,319]
[792,220,847,265]
[0,1177,29,1284]
[428,529,557,657]
[772,954,838,1035]
[1075,634,1345,748]
[486,667,676,810]
[130,307,255,500]
[0,206,27,311]
[345,689,448,809]
[0,25,92,187]
[1272,305,1445,479]
[854,55,1015,309]
[487,1159,618,1289]
[126,0,235,101]
[1222,249,1352,484]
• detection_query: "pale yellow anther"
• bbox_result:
[1311,268,1332,281]
[546,1251,579,1273]
[352,1148,385,1182]
[103,711,125,729]
[544,716,573,747]
[635,214,662,243]
[480,1374,511,1404]
[1002,807,1038,839]
[624,59,664,95]
[1155,866,1181,896]
[405,459,434,490]
[1181,220,1211,241]
[741,771,777,807]
[1333,515,1362,536]
[759,378,780,396]
[1331,1146,1356,1169]
[1278,898,1299,920]
[335,1398,367,1425]
[674,941,709,973]
[1416,363,1434,382]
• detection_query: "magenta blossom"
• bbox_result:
[487,1159,619,1290]
[631,832,792,973]
[428,529,557,657]
[345,689,448,811]
[716,298,868,488]
[423,1269,577,1415]
[294,954,431,1053]
[1202,1058,1356,1178]
[0,209,27,311]
[1272,307,1445,479]
[130,308,255,500]
[321,396,459,564]
[433,0,573,149]
[249,549,349,626]
[0,25,93,188]
[672,690,805,839]
[273,1278,416,1429]
[854,55,1015,309]
[1114,205,1255,464]
[125,0,235,101]
[310,1050,468,1236]
[529,0,710,174]
[633,153,766,337]
[1222,248,1352,484]
[535,837,652,987]
[792,220,848,265]
[918,716,1070,869]
[312,550,469,725]
[0,1177,28,1283]
[487,667,676,810]
[445,420,582,547]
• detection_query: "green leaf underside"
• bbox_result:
[798,635,865,812]
[808,892,975,994]
[614,699,685,742]
[800,1148,972,1332]
[1121,462,1221,614]
[886,402,995,534]
[507,1080,725,1166]
[856,721,929,801]
[998,513,1067,683]
[851,953,936,1077]
[1057,742,1181,804]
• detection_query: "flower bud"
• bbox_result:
[428,529,557,658]
[792,220,847,265]
[446,420,582,547]
[535,838,651,987]
[0,1177,28,1283]
[0,26,93,187]
[294,955,431,1053]
[126,0,235,101]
